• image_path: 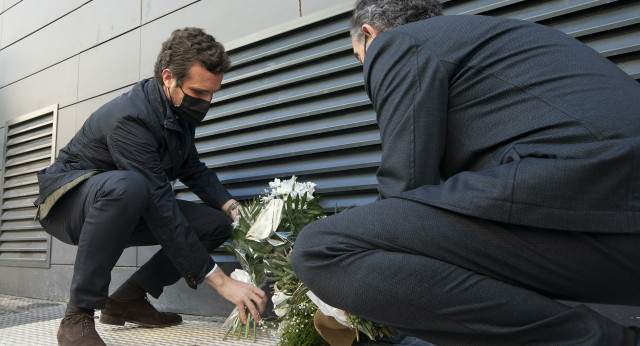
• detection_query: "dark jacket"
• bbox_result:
[365,15,640,233]
[35,78,232,287]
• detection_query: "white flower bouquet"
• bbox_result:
[223,176,391,345]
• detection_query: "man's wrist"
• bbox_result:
[205,265,226,290]
[225,201,239,216]
[205,264,218,278]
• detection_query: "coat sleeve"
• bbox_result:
[364,30,449,199]
[179,143,232,210]
[107,115,215,288]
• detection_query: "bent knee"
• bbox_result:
[100,171,150,205]
[291,221,333,280]
[200,222,231,251]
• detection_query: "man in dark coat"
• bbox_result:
[291,0,640,345]
[35,27,266,345]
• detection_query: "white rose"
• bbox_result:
[230,269,252,284]
[271,291,291,317]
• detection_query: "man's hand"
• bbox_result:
[205,266,266,323]
[222,199,242,221]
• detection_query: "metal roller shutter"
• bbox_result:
[172,1,638,262]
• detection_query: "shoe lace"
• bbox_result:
[68,313,97,336]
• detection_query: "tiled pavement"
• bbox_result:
[0,294,278,346]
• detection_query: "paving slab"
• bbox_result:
[0,294,277,346]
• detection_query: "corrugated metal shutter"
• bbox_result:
[174,0,639,259]
[0,105,57,268]
[174,7,381,214]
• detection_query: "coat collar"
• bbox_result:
[144,78,186,132]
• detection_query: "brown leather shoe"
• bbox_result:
[57,312,106,346]
[100,296,182,328]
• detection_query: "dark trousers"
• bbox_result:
[291,198,640,346]
[39,171,231,310]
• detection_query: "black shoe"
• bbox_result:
[57,311,106,346]
[100,296,182,328]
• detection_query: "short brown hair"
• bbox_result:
[153,27,231,85]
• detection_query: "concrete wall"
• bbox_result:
[0,0,353,316]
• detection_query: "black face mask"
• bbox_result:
[168,86,210,124]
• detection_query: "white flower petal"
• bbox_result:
[306,291,351,328]
[230,269,252,284]
[246,199,284,241]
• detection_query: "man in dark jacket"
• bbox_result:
[36,27,266,345]
[292,1,640,345]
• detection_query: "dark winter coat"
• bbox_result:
[366,15,640,233]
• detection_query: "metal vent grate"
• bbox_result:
[174,1,638,262]
[0,105,57,268]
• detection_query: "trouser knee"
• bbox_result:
[100,171,150,208]
[291,220,329,283]
[200,222,231,251]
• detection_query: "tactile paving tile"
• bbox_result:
[0,294,278,345]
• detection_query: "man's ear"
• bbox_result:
[161,69,174,88]
[361,24,381,39]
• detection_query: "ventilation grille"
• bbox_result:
[0,105,57,268]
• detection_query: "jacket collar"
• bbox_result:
[144,78,185,132]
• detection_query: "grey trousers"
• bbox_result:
[39,171,231,310]
[291,197,640,346]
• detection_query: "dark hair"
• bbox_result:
[349,0,443,42]
[153,27,231,85]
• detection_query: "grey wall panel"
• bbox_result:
[0,56,78,125]
[0,0,87,48]
[50,237,76,266]
[0,264,136,304]
[55,106,77,154]
[74,86,134,130]
[141,0,195,24]
[1,0,20,12]
[138,0,301,80]
[0,0,140,87]
[301,0,353,16]
[77,29,141,100]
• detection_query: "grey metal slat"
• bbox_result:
[1,184,38,199]
[209,73,364,119]
[582,26,640,57]
[545,2,640,37]
[2,175,38,190]
[491,0,614,23]
[6,118,53,138]
[200,129,381,168]
[0,231,49,242]
[5,137,51,158]
[4,152,51,169]
[6,127,52,147]
[2,196,39,210]
[228,19,349,68]
[215,53,359,103]
[223,35,352,85]
[2,160,49,178]
[214,149,381,184]
[197,110,376,153]
[198,90,369,137]
[443,0,526,15]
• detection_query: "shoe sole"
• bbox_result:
[99,314,182,328]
